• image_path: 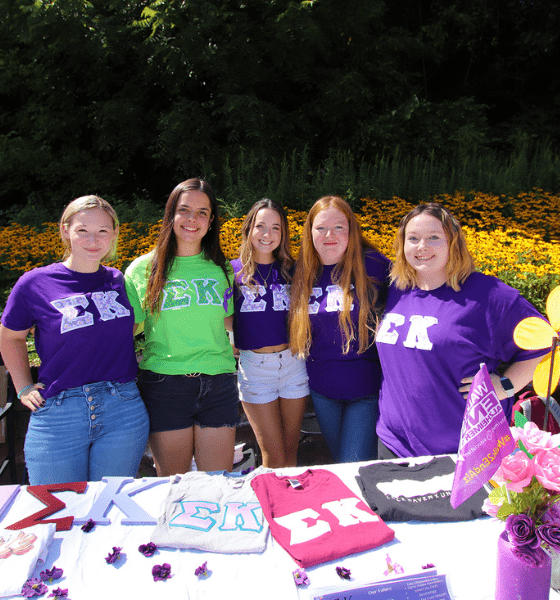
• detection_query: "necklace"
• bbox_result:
[256,263,274,288]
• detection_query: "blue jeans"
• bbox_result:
[24,380,150,485]
[310,389,379,463]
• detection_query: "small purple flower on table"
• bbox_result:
[22,578,48,598]
[105,546,122,565]
[384,554,404,576]
[422,563,435,570]
[138,542,157,557]
[336,566,351,580]
[48,589,69,599]
[506,514,540,549]
[81,519,95,533]
[152,563,173,582]
[194,561,210,578]
[292,568,309,587]
[40,566,63,583]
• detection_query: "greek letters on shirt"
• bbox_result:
[308,285,355,314]
[238,284,291,313]
[160,278,224,311]
[376,312,438,350]
[169,501,263,533]
[274,497,379,545]
[51,291,130,333]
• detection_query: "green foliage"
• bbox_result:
[218,142,560,216]
[108,195,165,224]
[1,0,560,210]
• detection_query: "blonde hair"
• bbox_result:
[236,199,293,289]
[59,195,119,262]
[289,196,381,358]
[391,202,475,291]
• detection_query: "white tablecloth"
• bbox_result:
[1,460,558,600]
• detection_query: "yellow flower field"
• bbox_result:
[0,189,558,311]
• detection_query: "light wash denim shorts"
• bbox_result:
[237,349,310,404]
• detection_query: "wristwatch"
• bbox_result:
[499,376,515,398]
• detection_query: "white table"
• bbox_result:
[1,460,558,600]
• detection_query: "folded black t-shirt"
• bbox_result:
[357,456,488,522]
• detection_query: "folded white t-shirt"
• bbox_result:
[0,523,56,597]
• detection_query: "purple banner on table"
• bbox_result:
[450,363,515,508]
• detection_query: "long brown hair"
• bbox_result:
[236,199,293,289]
[391,202,475,291]
[289,196,381,357]
[144,178,230,314]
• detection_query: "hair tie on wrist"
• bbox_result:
[17,384,35,399]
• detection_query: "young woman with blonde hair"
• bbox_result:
[0,195,149,484]
[232,199,309,467]
[376,202,547,458]
[289,195,390,463]
[125,178,238,476]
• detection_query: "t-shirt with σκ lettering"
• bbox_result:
[1,263,137,399]
[251,469,394,567]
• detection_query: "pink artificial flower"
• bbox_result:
[493,450,534,493]
[482,497,502,517]
[533,447,560,493]
[512,422,560,455]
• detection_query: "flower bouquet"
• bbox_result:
[483,421,560,599]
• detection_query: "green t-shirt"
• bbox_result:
[124,251,235,375]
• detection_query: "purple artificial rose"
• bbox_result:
[152,563,173,582]
[292,568,309,587]
[48,589,68,599]
[81,519,95,533]
[22,578,48,598]
[537,523,560,552]
[506,514,540,549]
[543,502,560,525]
[138,542,157,557]
[513,545,549,568]
[40,566,63,583]
[336,566,352,580]
[104,546,122,564]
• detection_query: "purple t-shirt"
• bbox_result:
[231,259,290,350]
[376,272,548,457]
[1,263,138,399]
[306,251,391,400]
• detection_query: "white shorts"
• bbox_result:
[237,349,310,404]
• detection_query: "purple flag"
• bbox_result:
[450,363,515,508]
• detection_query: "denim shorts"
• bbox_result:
[137,370,239,432]
[24,380,150,485]
[237,349,310,404]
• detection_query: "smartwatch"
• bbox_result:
[500,376,515,398]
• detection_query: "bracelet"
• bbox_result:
[17,383,35,399]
